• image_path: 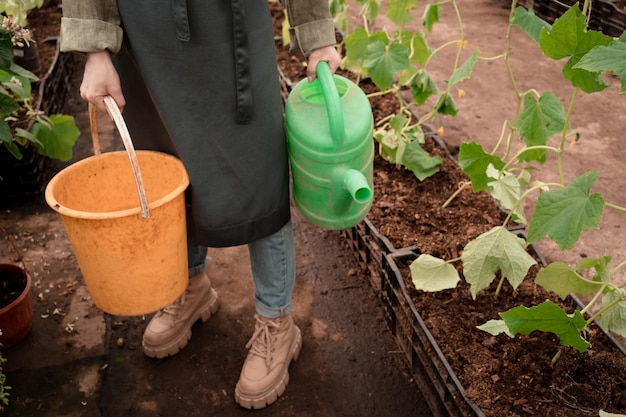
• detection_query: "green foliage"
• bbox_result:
[528,172,605,250]
[0,16,79,162]
[0,0,44,27]
[500,300,590,352]
[394,0,626,356]
[334,0,479,182]
[515,92,567,163]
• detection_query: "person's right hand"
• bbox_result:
[81,51,126,114]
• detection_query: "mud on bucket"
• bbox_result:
[45,97,189,316]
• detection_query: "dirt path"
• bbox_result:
[0,56,428,416]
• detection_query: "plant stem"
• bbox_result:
[503,145,561,172]
[605,201,626,213]
[557,88,580,184]
[494,275,506,297]
[580,282,610,315]
[442,181,471,208]
[586,295,624,325]
[611,259,626,276]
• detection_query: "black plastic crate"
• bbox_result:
[341,217,397,289]
[380,250,484,417]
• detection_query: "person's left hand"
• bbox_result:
[307,45,342,82]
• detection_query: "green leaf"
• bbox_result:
[562,53,611,94]
[422,3,440,32]
[477,319,513,337]
[386,0,418,27]
[410,254,460,291]
[461,226,537,299]
[0,69,32,99]
[0,92,19,117]
[8,62,38,81]
[575,254,612,283]
[539,6,587,60]
[0,118,12,143]
[403,123,425,143]
[433,92,458,116]
[410,69,438,105]
[485,165,526,224]
[363,40,411,90]
[574,39,626,93]
[402,139,442,181]
[408,30,430,65]
[527,172,605,250]
[344,29,387,71]
[500,300,590,352]
[515,92,566,163]
[458,141,505,192]
[448,48,480,88]
[512,6,551,44]
[597,289,626,338]
[0,33,13,69]
[31,114,80,161]
[535,261,604,299]
[539,6,613,92]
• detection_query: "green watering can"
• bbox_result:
[285,62,374,230]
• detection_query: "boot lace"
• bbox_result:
[245,315,280,368]
[155,291,187,325]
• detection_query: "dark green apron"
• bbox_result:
[114,0,290,247]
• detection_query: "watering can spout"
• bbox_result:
[341,169,372,205]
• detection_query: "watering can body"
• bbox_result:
[285,62,374,230]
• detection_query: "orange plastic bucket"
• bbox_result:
[45,97,189,315]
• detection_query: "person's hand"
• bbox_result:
[81,51,126,113]
[306,45,341,82]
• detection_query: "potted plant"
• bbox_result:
[1,13,79,162]
[0,225,33,349]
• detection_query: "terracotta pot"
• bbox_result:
[0,264,33,348]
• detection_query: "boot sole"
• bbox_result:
[143,288,219,359]
[234,326,302,409]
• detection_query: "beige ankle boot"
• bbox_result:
[142,272,219,358]
[234,314,302,409]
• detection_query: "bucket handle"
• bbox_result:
[89,96,151,219]
[316,61,345,146]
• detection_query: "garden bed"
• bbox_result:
[270,1,626,416]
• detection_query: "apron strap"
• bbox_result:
[231,0,254,123]
[171,0,253,123]
[171,0,191,41]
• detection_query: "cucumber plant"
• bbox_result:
[330,0,479,180]
[406,1,626,359]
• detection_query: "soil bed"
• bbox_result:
[269,2,626,416]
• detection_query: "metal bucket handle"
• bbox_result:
[89,96,151,219]
[316,61,345,146]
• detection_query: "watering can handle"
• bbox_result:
[316,61,345,145]
[89,96,151,219]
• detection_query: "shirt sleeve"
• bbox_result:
[60,0,123,54]
[285,0,336,56]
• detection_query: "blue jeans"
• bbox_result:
[187,220,296,319]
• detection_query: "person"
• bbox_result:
[60,0,341,409]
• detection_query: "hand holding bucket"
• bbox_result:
[45,96,190,316]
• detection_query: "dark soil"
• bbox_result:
[0,266,27,310]
[271,1,626,416]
